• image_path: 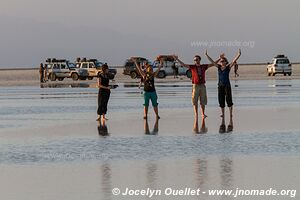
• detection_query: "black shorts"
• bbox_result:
[218,85,233,108]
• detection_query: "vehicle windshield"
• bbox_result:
[95,61,104,67]
[68,62,76,68]
[276,59,290,64]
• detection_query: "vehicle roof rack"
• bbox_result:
[275,54,286,58]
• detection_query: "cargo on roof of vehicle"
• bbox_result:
[123,57,152,79]
[76,57,116,80]
[45,58,88,81]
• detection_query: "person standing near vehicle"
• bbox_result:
[134,58,163,119]
[173,55,218,119]
[205,49,241,119]
[39,63,44,83]
[96,63,111,122]
[44,64,48,82]
[172,62,179,78]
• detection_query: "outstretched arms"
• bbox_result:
[229,49,241,68]
[172,55,190,68]
[205,50,219,67]
[133,60,145,79]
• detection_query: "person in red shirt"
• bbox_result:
[173,54,219,120]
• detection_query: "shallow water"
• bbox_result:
[1,79,300,161]
[0,79,300,200]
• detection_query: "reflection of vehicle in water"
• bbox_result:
[267,55,292,76]
[123,57,151,79]
[76,58,116,80]
[45,58,88,81]
[152,55,192,79]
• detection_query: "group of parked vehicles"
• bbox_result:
[42,54,293,82]
[44,58,117,81]
[123,55,192,79]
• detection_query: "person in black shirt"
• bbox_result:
[96,64,111,122]
[134,59,163,119]
[205,49,241,119]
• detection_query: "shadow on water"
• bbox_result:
[123,83,191,88]
[40,82,94,88]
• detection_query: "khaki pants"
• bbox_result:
[192,84,207,106]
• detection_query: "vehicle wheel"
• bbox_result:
[272,71,276,76]
[71,73,79,81]
[186,70,192,78]
[88,77,93,80]
[58,77,64,81]
[284,73,286,76]
[50,73,56,81]
[268,73,271,76]
[157,71,166,78]
[130,71,138,79]
[288,73,292,76]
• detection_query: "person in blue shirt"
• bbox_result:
[205,49,241,119]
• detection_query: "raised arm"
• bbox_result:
[154,59,164,77]
[205,50,219,67]
[133,60,145,78]
[172,55,190,68]
[229,49,241,68]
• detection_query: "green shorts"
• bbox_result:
[144,91,158,107]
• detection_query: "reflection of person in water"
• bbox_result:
[97,119,109,136]
[144,118,159,135]
[193,116,207,134]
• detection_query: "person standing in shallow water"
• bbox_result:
[134,58,163,119]
[173,55,219,119]
[205,49,241,119]
[96,64,111,122]
[39,63,44,83]
[234,62,239,77]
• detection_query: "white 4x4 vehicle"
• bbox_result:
[267,55,292,76]
[45,58,88,81]
[152,55,192,78]
[76,58,116,80]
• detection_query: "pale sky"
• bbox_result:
[0,0,299,67]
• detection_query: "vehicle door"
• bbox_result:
[176,61,186,75]
[60,63,70,77]
[81,62,89,75]
[88,62,97,76]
